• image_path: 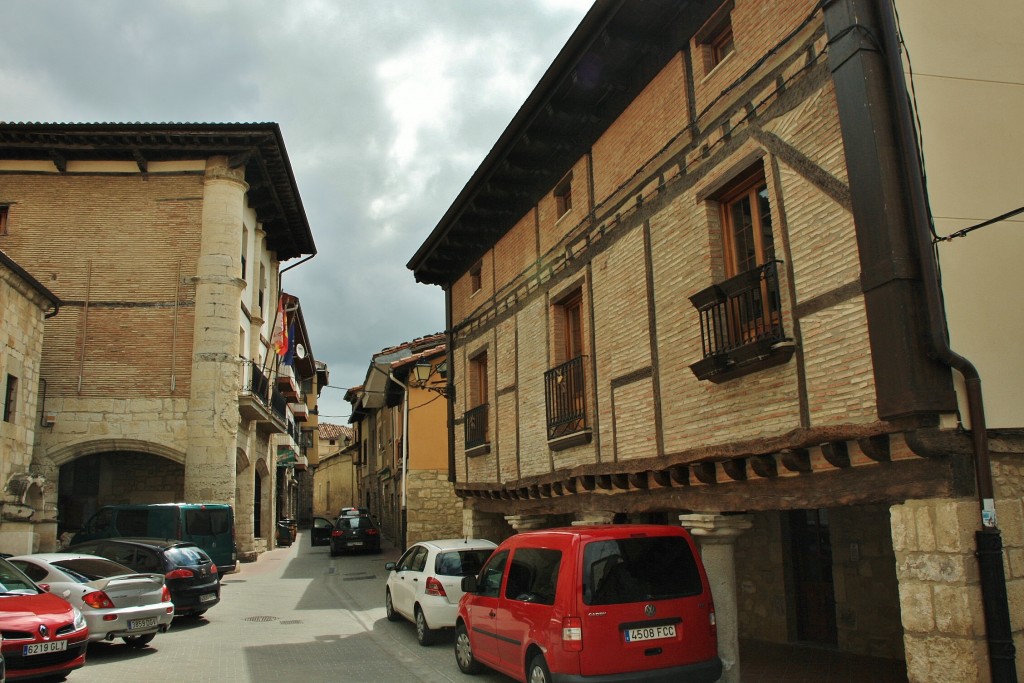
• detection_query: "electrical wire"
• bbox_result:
[935,206,1024,242]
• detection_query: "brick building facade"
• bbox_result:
[409,2,1022,681]
[0,123,318,563]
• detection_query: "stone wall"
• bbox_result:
[735,511,790,642]
[405,470,464,546]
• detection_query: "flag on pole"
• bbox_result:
[283,321,296,366]
[272,297,289,357]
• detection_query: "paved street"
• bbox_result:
[71,531,509,683]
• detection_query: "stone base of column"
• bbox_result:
[505,514,548,532]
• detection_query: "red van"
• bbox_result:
[455,524,721,683]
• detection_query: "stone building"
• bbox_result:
[312,422,356,518]
[345,335,462,549]
[408,1,1022,682]
[0,123,317,562]
[0,248,60,552]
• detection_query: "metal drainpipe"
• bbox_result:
[388,369,410,553]
[445,289,456,484]
[875,2,1017,679]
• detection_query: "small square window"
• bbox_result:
[0,206,9,236]
[696,0,736,75]
[709,21,735,68]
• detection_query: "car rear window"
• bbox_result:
[185,508,232,535]
[583,536,703,606]
[164,546,209,566]
[435,549,493,577]
[336,516,375,530]
[54,558,135,581]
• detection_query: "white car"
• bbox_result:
[9,553,174,648]
[384,538,497,645]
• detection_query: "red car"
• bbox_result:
[0,556,89,680]
[455,525,721,683]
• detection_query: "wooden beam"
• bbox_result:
[780,448,812,472]
[859,435,891,462]
[652,470,672,487]
[670,466,690,486]
[722,459,747,481]
[628,472,649,489]
[822,441,851,468]
[750,455,778,478]
[693,462,717,485]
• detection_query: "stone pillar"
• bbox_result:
[185,157,247,505]
[890,497,1014,683]
[572,510,616,526]
[505,514,548,532]
[680,513,753,683]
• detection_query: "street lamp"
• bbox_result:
[411,360,449,397]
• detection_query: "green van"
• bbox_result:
[70,503,237,573]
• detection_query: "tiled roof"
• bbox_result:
[319,423,351,441]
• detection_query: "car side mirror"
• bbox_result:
[461,575,479,593]
[38,583,50,592]
[384,561,397,571]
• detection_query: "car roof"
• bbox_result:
[415,538,497,552]
[8,553,123,563]
[69,537,202,551]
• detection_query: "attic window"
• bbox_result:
[696,0,736,74]
[470,261,482,293]
[554,174,573,218]
[0,206,8,236]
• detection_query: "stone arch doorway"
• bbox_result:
[57,450,185,537]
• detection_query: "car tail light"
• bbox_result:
[331,530,342,537]
[366,528,379,536]
[83,590,114,609]
[166,568,195,580]
[562,616,583,652]
[161,586,172,602]
[210,563,218,575]
[424,577,447,597]
[709,604,717,636]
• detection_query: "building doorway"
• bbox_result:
[789,509,837,645]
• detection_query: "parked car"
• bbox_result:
[65,538,220,617]
[384,538,497,645]
[310,517,334,546]
[0,556,89,681]
[329,514,381,556]
[70,503,238,574]
[339,507,368,517]
[8,553,174,648]
[455,525,722,683]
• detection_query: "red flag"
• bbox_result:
[272,297,289,357]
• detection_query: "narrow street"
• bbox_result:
[71,532,509,683]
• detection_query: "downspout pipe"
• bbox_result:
[875,2,1017,679]
[445,288,456,484]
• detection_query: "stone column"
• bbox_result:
[890,497,1018,683]
[680,513,753,683]
[185,156,247,505]
[505,514,548,532]
[572,511,616,526]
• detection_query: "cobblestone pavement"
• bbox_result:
[69,532,508,683]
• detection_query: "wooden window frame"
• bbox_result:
[470,261,482,293]
[470,351,488,409]
[695,0,736,74]
[0,206,9,236]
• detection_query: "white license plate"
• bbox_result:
[350,541,363,546]
[23,640,67,656]
[199,592,217,603]
[624,624,676,643]
[128,617,158,630]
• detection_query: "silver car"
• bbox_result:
[384,538,496,645]
[8,553,174,648]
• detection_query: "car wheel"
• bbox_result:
[123,633,156,648]
[385,589,401,622]
[527,654,551,683]
[454,622,481,674]
[415,607,436,646]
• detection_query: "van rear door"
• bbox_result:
[183,505,235,571]
[577,531,718,677]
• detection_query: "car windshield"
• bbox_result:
[0,558,41,594]
[582,536,703,605]
[336,516,374,530]
[53,558,136,582]
[435,549,493,577]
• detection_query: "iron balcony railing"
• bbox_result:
[464,403,489,449]
[544,355,587,441]
[694,260,786,357]
[246,361,271,405]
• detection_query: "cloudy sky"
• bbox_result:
[0,0,594,422]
